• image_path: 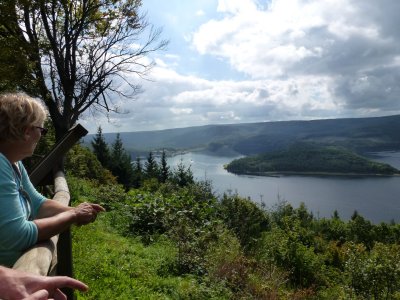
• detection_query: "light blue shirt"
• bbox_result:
[0,153,47,267]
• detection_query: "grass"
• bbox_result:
[72,214,230,299]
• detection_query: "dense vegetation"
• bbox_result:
[58,135,400,299]
[226,143,400,176]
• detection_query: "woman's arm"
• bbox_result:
[19,161,105,241]
[35,199,73,219]
[34,202,105,242]
[33,210,76,241]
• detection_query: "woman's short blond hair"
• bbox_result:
[0,93,48,142]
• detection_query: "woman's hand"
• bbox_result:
[35,202,105,241]
[0,266,88,300]
[73,202,105,226]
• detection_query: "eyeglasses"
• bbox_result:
[35,126,48,136]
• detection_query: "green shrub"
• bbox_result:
[344,242,400,299]
[121,182,222,275]
[66,145,117,184]
[126,181,218,239]
[256,222,327,288]
[219,194,270,250]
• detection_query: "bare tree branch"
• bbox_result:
[0,0,167,140]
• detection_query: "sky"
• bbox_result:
[81,0,400,133]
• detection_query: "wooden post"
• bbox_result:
[54,171,74,300]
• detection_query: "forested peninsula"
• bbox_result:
[226,143,400,176]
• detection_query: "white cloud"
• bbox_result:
[195,10,205,16]
[192,0,393,79]
[170,107,193,115]
[217,0,258,14]
[81,0,400,133]
[206,111,241,121]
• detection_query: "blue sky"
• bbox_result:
[81,0,400,133]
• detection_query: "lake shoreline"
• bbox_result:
[168,151,400,223]
[227,170,400,178]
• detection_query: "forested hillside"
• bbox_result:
[85,114,400,157]
[226,143,400,176]
[61,142,400,299]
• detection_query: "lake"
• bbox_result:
[167,152,400,223]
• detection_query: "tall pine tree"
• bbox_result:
[91,126,111,168]
[132,157,143,188]
[145,151,159,180]
[172,157,194,187]
[160,149,170,183]
[110,133,134,190]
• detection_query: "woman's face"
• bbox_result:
[21,122,45,159]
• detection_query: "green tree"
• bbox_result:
[0,8,33,94]
[144,151,159,180]
[110,133,134,190]
[91,126,111,169]
[171,158,194,187]
[132,157,143,188]
[159,149,169,183]
[295,202,314,228]
[0,0,167,140]
[65,144,116,184]
[316,217,347,245]
[220,195,270,250]
[345,242,400,299]
[348,213,375,249]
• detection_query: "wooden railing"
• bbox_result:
[12,124,88,300]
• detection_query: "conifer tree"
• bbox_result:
[110,133,134,190]
[132,157,143,188]
[111,134,124,162]
[91,126,111,168]
[172,158,194,187]
[160,149,170,183]
[144,151,159,180]
[332,210,340,220]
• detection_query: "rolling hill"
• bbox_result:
[83,114,400,157]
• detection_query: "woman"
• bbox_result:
[0,93,105,267]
